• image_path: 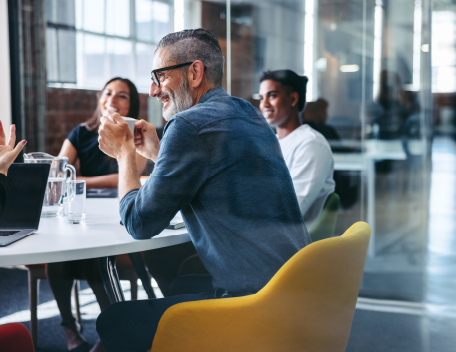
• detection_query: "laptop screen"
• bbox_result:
[0,163,50,229]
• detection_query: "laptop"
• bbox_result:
[0,163,50,247]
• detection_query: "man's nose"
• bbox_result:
[150,81,161,98]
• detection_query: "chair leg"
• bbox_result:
[98,256,125,304]
[73,280,82,324]
[130,279,138,300]
[128,252,156,299]
[28,271,39,347]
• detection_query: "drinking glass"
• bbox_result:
[67,180,86,224]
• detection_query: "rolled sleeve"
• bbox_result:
[119,189,145,239]
[119,117,209,240]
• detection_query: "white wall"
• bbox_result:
[0,0,12,133]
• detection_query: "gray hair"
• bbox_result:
[156,29,225,87]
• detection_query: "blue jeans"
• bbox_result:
[96,275,249,352]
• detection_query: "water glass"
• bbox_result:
[67,180,86,224]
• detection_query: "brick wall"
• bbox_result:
[45,87,149,156]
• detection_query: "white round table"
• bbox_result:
[0,198,190,266]
[1,198,191,306]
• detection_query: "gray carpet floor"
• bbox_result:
[2,267,456,352]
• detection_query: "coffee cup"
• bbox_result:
[121,116,136,132]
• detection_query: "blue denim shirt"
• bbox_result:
[120,87,311,293]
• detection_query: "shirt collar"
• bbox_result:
[199,87,229,104]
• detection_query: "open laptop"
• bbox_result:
[0,163,50,247]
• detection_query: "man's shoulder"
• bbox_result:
[172,95,262,131]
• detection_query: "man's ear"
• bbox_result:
[189,60,205,88]
[290,92,299,108]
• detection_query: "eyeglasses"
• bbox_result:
[151,62,194,87]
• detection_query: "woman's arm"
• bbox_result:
[58,139,78,165]
[77,174,118,188]
[79,154,146,188]
[59,139,119,188]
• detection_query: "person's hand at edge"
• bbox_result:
[134,119,160,162]
[98,109,136,160]
[0,122,27,176]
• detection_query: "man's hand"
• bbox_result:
[0,122,26,176]
[98,110,136,160]
[134,120,161,162]
[99,111,142,200]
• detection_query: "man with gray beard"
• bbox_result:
[96,29,310,351]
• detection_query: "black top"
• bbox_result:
[0,174,9,218]
[68,124,118,177]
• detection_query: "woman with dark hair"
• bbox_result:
[59,77,146,188]
[45,78,147,352]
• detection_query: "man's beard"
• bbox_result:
[159,77,193,121]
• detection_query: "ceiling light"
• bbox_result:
[340,64,360,72]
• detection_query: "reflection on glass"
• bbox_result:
[83,0,105,33]
[432,11,456,93]
[136,0,171,43]
[304,0,315,101]
[136,43,156,91]
[84,34,105,86]
[153,1,171,42]
[223,0,432,303]
[107,38,132,78]
[106,0,130,37]
[136,0,154,42]
[75,0,83,29]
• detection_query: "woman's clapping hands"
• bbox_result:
[0,122,27,176]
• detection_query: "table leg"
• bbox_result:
[128,252,156,299]
[98,256,125,304]
[367,158,376,257]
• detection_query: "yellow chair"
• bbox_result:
[149,222,371,352]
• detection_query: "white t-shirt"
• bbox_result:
[278,125,335,227]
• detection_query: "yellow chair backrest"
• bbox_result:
[151,222,371,352]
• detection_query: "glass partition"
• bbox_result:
[44,0,433,302]
[224,0,432,302]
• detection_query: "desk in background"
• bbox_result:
[333,140,408,256]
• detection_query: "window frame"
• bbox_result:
[47,0,174,93]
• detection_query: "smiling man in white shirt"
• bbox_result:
[259,70,335,227]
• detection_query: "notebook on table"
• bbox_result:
[87,188,118,198]
[120,211,185,230]
[0,163,50,247]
